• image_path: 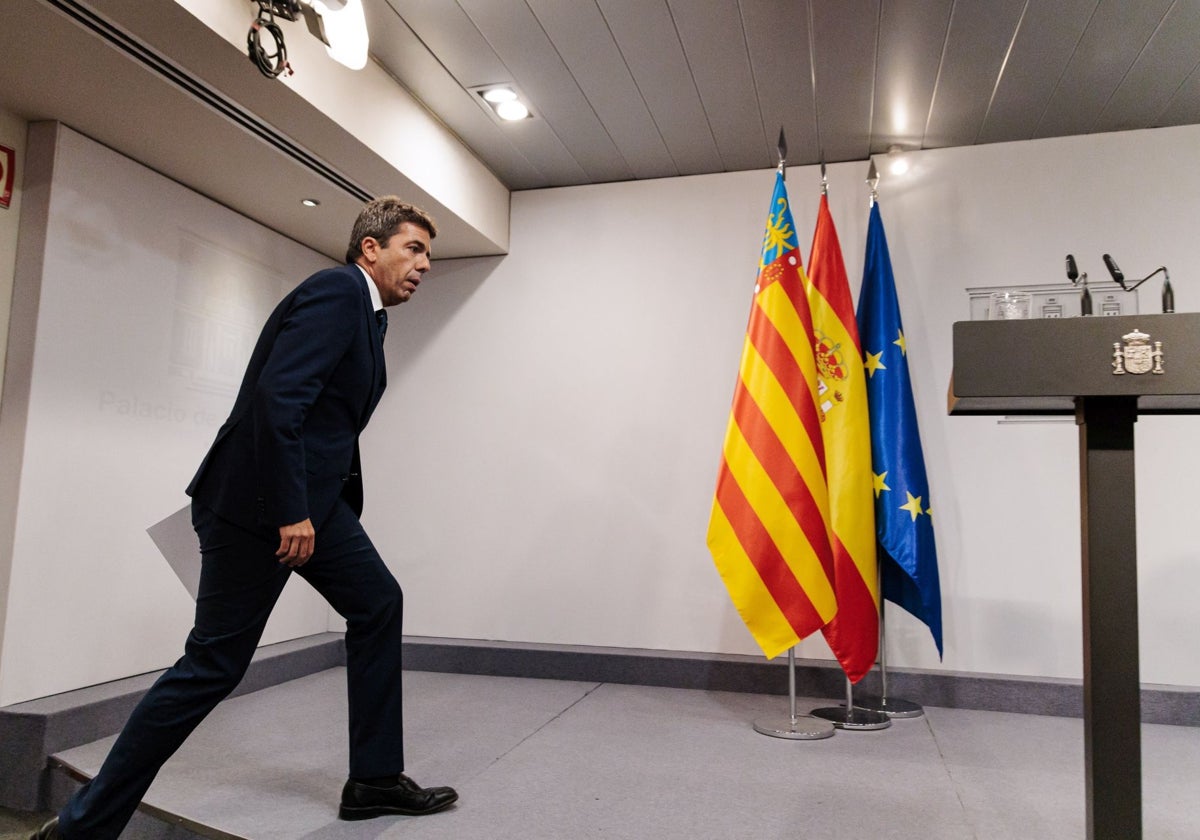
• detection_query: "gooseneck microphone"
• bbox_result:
[1101,253,1174,313]
[1066,254,1092,315]
[1102,254,1124,285]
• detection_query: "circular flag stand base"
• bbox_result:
[810,705,892,730]
[854,694,925,719]
[753,715,836,740]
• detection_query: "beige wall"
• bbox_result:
[369,125,1200,688]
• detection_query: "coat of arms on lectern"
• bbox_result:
[1112,329,1164,375]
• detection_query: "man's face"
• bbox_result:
[359,221,432,306]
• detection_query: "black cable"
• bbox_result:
[247,1,300,78]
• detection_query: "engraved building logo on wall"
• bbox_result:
[1111,329,1164,375]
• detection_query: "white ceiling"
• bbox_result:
[3,0,1199,258]
[372,0,1200,189]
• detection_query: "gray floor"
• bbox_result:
[54,669,1200,840]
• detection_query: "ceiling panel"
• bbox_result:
[391,0,594,187]
[469,109,594,189]
[809,0,878,162]
[366,2,548,190]
[1092,0,1200,134]
[1035,0,1176,139]
[923,0,1026,149]
[740,0,821,167]
[458,0,633,184]
[597,0,723,176]
[668,0,769,173]
[1155,62,1200,128]
[526,0,677,181]
[975,0,1096,146]
[871,0,951,154]
[382,0,510,87]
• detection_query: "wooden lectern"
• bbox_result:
[950,312,1200,840]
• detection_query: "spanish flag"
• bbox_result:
[707,172,837,659]
[806,194,879,682]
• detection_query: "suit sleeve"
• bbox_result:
[252,275,361,526]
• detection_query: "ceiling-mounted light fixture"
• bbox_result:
[481,87,517,104]
[301,198,320,207]
[247,0,369,77]
[494,100,529,121]
[300,0,369,70]
[469,84,534,122]
[886,144,909,176]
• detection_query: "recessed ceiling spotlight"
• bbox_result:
[482,86,517,104]
[301,198,320,207]
[468,83,534,123]
[886,145,909,176]
[495,100,530,121]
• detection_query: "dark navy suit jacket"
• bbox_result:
[187,264,387,535]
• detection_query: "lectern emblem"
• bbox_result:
[1111,330,1164,375]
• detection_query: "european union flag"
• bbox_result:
[856,203,943,656]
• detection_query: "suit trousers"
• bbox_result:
[58,499,406,840]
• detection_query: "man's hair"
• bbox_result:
[345,196,438,264]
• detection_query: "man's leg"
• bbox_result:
[295,499,406,778]
[57,504,290,839]
[297,499,456,819]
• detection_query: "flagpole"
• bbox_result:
[750,129,835,742]
[853,161,925,720]
[856,567,924,718]
[806,160,889,732]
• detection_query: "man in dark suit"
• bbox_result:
[34,197,457,840]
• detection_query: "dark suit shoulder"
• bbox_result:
[282,266,370,327]
[293,265,369,302]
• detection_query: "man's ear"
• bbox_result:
[359,236,380,262]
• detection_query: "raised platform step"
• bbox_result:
[3,634,1197,833]
[39,668,1200,839]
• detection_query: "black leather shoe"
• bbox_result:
[339,774,458,819]
[28,817,61,839]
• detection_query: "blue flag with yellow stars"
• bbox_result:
[856,203,943,656]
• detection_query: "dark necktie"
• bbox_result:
[376,309,388,343]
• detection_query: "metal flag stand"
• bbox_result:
[854,598,924,718]
[751,128,835,743]
[810,676,891,730]
[754,647,836,740]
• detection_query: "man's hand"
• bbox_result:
[277,518,315,567]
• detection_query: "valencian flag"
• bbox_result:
[707,171,837,659]
[806,194,879,682]
[857,203,943,655]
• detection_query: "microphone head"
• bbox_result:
[1065,254,1078,281]
[1103,253,1124,282]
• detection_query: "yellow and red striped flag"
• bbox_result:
[706,171,837,659]
[806,194,879,682]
